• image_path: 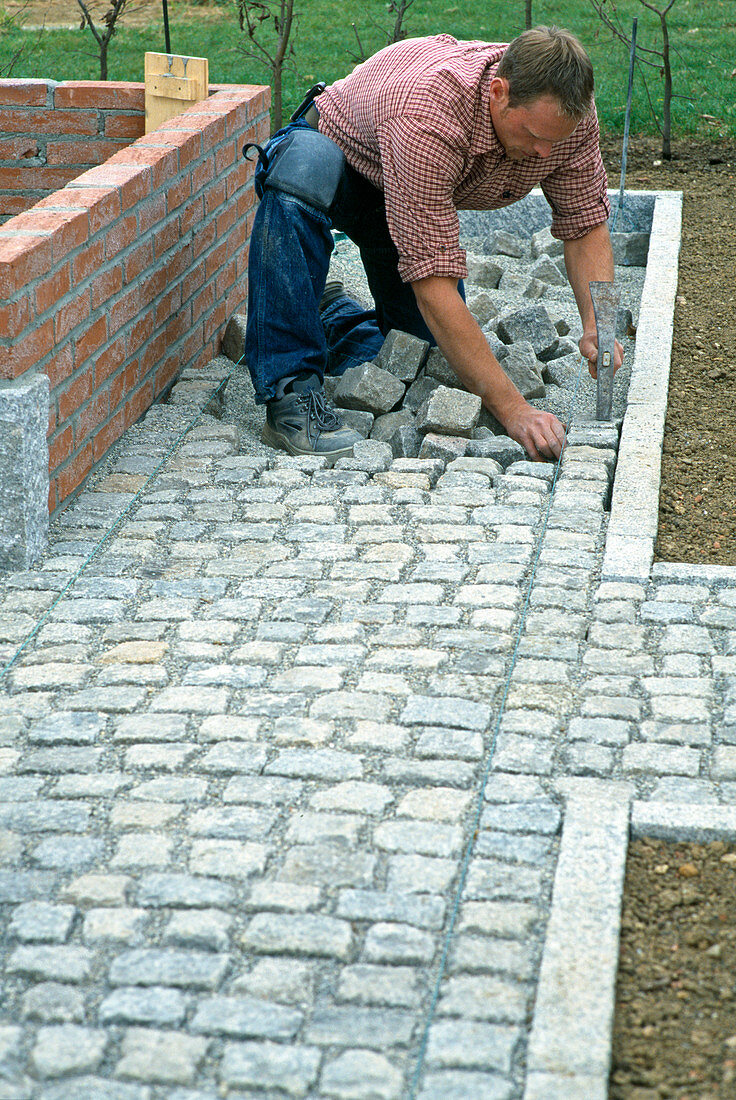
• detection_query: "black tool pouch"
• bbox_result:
[244,123,345,216]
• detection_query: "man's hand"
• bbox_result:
[579,330,624,379]
[563,225,626,378]
[411,276,570,463]
[502,404,567,462]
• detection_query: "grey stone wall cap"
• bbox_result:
[0,373,50,400]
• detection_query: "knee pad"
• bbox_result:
[248,126,346,216]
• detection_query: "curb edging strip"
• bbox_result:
[603,189,683,583]
[523,786,630,1100]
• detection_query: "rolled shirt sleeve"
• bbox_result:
[541,108,611,240]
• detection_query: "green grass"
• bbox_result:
[1,0,734,141]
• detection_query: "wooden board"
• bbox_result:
[144,52,209,134]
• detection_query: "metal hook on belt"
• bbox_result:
[290,81,326,123]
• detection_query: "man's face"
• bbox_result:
[489,78,580,160]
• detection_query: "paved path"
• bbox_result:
[1,365,735,1100]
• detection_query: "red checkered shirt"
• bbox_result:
[317,34,611,284]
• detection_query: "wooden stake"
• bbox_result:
[144,51,209,133]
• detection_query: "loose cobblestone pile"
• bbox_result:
[319,222,643,447]
[2,353,736,1099]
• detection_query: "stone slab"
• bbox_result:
[631,801,736,842]
[600,534,654,584]
[524,786,629,1090]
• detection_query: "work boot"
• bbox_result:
[262,372,361,462]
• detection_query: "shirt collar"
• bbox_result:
[469,57,505,158]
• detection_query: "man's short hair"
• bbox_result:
[497,26,595,119]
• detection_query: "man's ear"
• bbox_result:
[489,76,510,109]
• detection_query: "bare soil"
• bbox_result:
[6,0,226,28]
[611,838,736,1099]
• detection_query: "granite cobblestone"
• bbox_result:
[1,351,735,1098]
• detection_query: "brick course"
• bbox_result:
[0,78,270,509]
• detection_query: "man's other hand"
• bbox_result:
[503,406,567,462]
[579,331,624,379]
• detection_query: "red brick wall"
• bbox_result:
[0,80,147,222]
[0,79,270,511]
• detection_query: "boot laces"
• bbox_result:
[296,389,340,444]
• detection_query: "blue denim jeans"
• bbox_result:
[244,121,460,404]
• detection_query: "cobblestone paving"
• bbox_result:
[1,374,736,1100]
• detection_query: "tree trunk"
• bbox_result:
[660,9,672,159]
[525,0,532,30]
[270,0,293,131]
[390,0,413,43]
[272,59,283,130]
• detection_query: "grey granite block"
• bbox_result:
[419,434,469,462]
[500,342,545,400]
[483,328,510,362]
[416,387,482,438]
[221,313,247,362]
[370,409,415,442]
[466,436,526,468]
[542,353,580,389]
[338,408,374,437]
[530,256,567,286]
[631,801,736,842]
[466,254,504,288]
[334,363,405,415]
[486,229,527,257]
[374,329,429,383]
[404,374,440,412]
[0,372,49,570]
[424,349,462,389]
[388,423,422,458]
[530,226,565,259]
[466,290,499,327]
[495,305,559,360]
